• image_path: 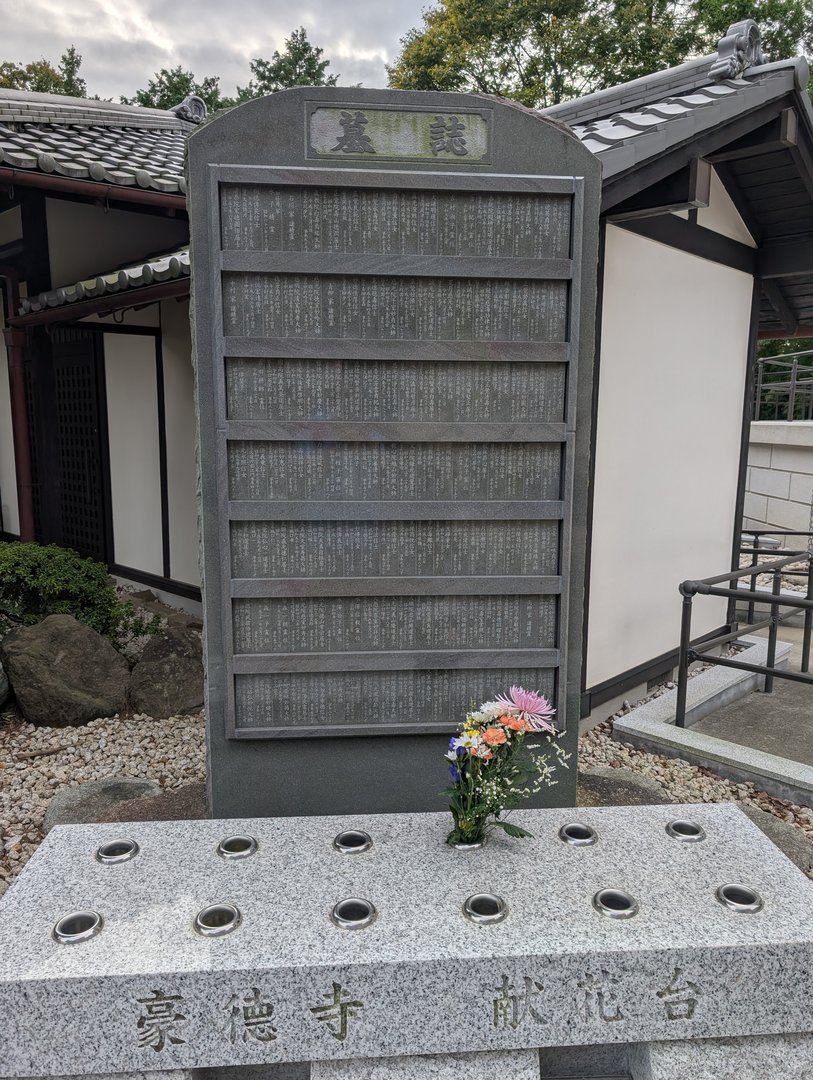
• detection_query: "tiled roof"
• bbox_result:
[544,59,808,179]
[0,90,194,194]
[19,246,190,315]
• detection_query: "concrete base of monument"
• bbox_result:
[2,805,813,1077]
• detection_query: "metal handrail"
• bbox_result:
[754,352,813,421]
[674,541,813,727]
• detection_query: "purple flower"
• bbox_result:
[448,765,460,783]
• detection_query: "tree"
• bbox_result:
[695,0,813,62]
[237,27,339,101]
[0,46,87,96]
[388,0,813,107]
[58,45,87,98]
[388,0,592,108]
[121,66,227,112]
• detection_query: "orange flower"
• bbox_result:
[499,715,530,732]
[482,727,508,746]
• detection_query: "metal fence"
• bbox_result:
[754,351,813,421]
[674,531,813,727]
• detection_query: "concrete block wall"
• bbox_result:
[744,421,813,546]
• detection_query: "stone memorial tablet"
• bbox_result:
[187,88,600,816]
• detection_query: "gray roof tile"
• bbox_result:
[548,65,802,178]
[18,246,190,315]
[0,90,192,195]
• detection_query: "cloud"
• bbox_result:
[3,0,427,99]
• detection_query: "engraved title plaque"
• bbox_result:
[189,88,600,813]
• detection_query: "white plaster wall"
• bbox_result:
[161,298,200,585]
[586,225,753,688]
[103,333,163,575]
[0,207,22,534]
[0,205,22,246]
[0,310,18,536]
[697,169,756,246]
[46,199,187,288]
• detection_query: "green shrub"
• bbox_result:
[0,542,159,647]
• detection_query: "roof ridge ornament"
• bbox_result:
[168,95,207,124]
[710,20,766,82]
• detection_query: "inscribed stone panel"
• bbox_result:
[234,669,556,733]
[226,359,568,423]
[232,596,557,654]
[226,443,561,502]
[229,521,561,579]
[221,275,569,342]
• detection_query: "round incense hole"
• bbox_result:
[330,898,377,929]
[333,830,373,854]
[52,910,103,944]
[462,893,508,925]
[715,883,764,913]
[559,822,598,846]
[666,820,706,842]
[217,835,258,859]
[592,889,639,919]
[194,903,242,937]
[96,839,139,864]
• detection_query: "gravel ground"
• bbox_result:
[0,708,205,897]
[2,693,812,897]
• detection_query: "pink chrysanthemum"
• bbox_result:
[494,685,556,732]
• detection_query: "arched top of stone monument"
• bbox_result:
[187,86,601,183]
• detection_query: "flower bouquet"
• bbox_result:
[442,685,569,847]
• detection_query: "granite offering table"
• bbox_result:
[1,804,812,1079]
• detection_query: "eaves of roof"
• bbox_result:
[15,246,190,320]
[545,60,806,181]
[0,89,193,198]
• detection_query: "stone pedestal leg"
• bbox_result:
[311,1049,540,1079]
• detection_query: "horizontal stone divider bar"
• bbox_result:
[225,421,567,443]
[232,719,483,736]
[230,575,563,598]
[231,647,559,674]
[223,338,571,363]
[227,500,565,521]
[216,164,578,194]
[220,250,574,281]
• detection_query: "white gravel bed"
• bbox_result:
[0,709,205,897]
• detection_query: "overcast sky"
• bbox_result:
[3,0,428,100]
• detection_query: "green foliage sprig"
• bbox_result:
[0,542,160,649]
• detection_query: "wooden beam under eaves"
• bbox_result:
[706,108,798,164]
[762,279,798,334]
[759,239,813,278]
[606,159,711,222]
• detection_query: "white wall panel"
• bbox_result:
[697,170,756,246]
[161,299,200,585]
[0,316,18,536]
[46,200,187,288]
[103,333,163,575]
[586,225,753,688]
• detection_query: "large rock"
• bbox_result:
[96,781,208,823]
[129,625,204,718]
[0,615,129,726]
[577,765,670,807]
[739,803,813,874]
[0,660,9,708]
[43,777,162,833]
